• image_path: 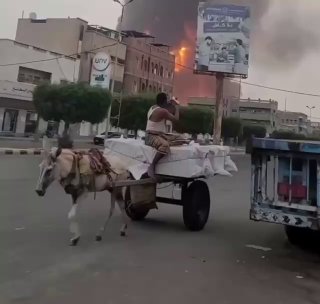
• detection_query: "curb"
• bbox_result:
[0,148,103,156]
[0,149,43,155]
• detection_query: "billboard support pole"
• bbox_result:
[213,72,224,144]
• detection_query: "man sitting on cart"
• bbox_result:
[145,92,187,178]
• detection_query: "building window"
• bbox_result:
[151,63,154,73]
[141,55,144,70]
[141,83,146,92]
[25,112,38,134]
[144,60,148,72]
[2,109,18,133]
[160,66,164,77]
[109,80,123,93]
[18,66,51,85]
[149,85,152,91]
[154,64,158,75]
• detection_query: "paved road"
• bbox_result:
[0,155,320,304]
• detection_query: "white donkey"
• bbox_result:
[35,147,131,246]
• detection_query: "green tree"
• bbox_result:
[222,117,242,139]
[118,94,155,135]
[242,125,266,141]
[33,83,111,148]
[174,107,214,136]
[118,96,214,137]
[33,83,112,134]
[271,130,306,140]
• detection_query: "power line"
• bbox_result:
[2,38,320,99]
[0,42,118,67]
[239,80,320,98]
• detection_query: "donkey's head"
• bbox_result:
[35,148,62,196]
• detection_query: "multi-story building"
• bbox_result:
[188,96,278,134]
[0,39,79,136]
[15,18,127,96]
[233,99,278,134]
[188,96,233,117]
[122,31,175,96]
[276,111,309,135]
[14,16,175,136]
[310,122,320,136]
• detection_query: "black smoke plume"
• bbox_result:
[121,0,320,101]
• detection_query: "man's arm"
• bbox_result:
[163,105,179,122]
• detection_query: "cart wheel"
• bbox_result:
[183,180,210,231]
[124,187,149,221]
[285,226,320,247]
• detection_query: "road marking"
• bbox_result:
[246,244,272,252]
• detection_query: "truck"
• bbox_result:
[249,137,320,245]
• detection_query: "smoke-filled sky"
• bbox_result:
[121,0,320,118]
[2,0,320,119]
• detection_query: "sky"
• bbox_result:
[1,0,320,120]
[242,0,320,121]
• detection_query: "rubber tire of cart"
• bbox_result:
[124,187,149,221]
[285,226,320,247]
[183,180,210,231]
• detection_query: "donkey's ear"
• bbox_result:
[55,148,62,159]
[50,147,62,161]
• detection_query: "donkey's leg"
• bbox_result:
[69,191,85,246]
[116,188,129,237]
[95,191,116,242]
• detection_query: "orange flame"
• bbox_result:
[172,46,189,72]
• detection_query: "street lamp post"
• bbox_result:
[105,0,134,140]
[306,106,315,120]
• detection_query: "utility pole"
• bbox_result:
[285,97,287,112]
[213,73,224,144]
[306,105,315,120]
[105,0,135,140]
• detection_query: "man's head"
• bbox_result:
[205,36,213,46]
[156,92,168,108]
[236,39,243,46]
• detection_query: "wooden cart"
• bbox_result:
[113,175,211,231]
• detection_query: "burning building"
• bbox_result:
[122,0,320,105]
[121,0,271,102]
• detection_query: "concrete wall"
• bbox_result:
[122,37,175,95]
[0,39,79,136]
[15,18,87,57]
[0,39,80,84]
[0,80,35,101]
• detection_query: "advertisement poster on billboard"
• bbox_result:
[90,52,112,89]
[195,3,250,77]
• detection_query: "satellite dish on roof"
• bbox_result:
[29,12,37,19]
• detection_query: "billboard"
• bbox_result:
[195,3,250,77]
[90,52,112,89]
